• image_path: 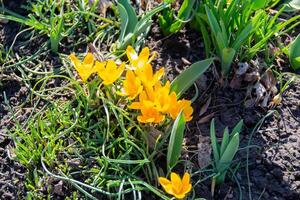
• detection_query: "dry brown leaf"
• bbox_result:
[181,57,192,65]
[244,71,260,82]
[198,112,215,124]
[199,96,211,117]
[236,62,250,75]
[89,0,112,17]
[261,69,277,92]
[197,135,211,168]
[269,93,282,108]
[262,91,271,108]
[147,127,162,149]
[254,82,266,103]
[230,74,242,89]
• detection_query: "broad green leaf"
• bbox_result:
[178,0,196,19]
[170,58,213,98]
[137,3,168,28]
[167,112,186,169]
[219,133,240,171]
[289,34,300,70]
[117,3,128,43]
[218,132,239,172]
[251,0,269,10]
[205,5,222,36]
[119,0,138,34]
[232,22,254,50]
[221,48,236,76]
[284,0,300,11]
[220,127,229,156]
[230,119,243,135]
[210,119,220,164]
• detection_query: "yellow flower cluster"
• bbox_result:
[69,53,125,85]
[69,46,193,124]
[159,172,192,199]
[123,46,193,123]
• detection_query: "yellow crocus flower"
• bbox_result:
[135,64,165,88]
[152,81,172,113]
[168,94,193,122]
[96,60,125,85]
[158,172,192,199]
[69,53,96,82]
[118,70,143,100]
[137,101,165,124]
[126,46,156,70]
[179,100,193,122]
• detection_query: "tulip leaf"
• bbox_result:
[221,48,236,76]
[117,3,129,43]
[211,119,242,185]
[170,58,213,98]
[210,119,220,163]
[284,0,300,11]
[167,111,185,170]
[251,0,269,10]
[289,34,300,70]
[218,132,239,172]
[220,127,229,156]
[119,0,138,35]
[230,119,243,135]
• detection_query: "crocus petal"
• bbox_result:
[126,46,138,63]
[171,173,182,194]
[95,61,105,72]
[139,47,150,61]
[159,177,174,195]
[173,193,186,199]
[148,51,157,63]
[153,67,165,82]
[159,177,172,187]
[69,54,80,66]
[182,183,192,195]
[83,53,94,65]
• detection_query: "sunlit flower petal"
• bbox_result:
[126,46,156,70]
[119,70,143,100]
[171,172,182,194]
[158,172,192,199]
[96,60,125,85]
[69,53,96,82]
[182,173,192,194]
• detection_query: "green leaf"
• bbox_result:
[117,3,129,43]
[210,119,220,164]
[205,5,222,36]
[289,34,300,70]
[251,0,269,10]
[167,111,186,170]
[218,132,239,172]
[221,48,236,76]
[230,120,243,135]
[170,58,213,98]
[220,127,229,156]
[178,0,196,19]
[284,0,300,11]
[119,0,138,34]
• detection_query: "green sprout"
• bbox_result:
[210,119,243,189]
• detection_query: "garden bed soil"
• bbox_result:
[1,5,300,200]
